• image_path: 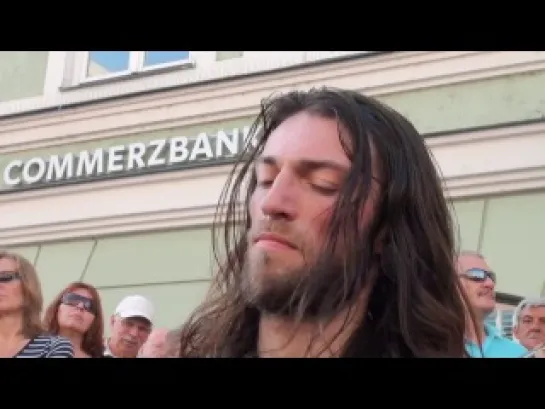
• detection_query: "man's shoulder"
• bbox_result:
[493,336,528,356]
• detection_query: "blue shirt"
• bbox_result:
[465,324,528,358]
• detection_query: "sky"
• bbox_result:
[89,51,190,73]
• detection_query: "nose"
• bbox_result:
[530,322,542,332]
[75,302,85,311]
[260,170,298,221]
[128,326,139,337]
[482,276,495,289]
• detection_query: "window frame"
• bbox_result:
[76,51,194,86]
[486,294,522,339]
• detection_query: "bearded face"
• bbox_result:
[241,112,379,319]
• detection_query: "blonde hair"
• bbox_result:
[0,250,44,338]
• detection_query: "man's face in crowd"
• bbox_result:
[109,315,152,358]
[514,305,545,350]
[243,111,379,316]
[457,254,496,317]
[139,328,169,358]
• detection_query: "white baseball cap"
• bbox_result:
[115,295,154,323]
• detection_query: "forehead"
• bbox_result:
[0,257,17,271]
[457,255,490,273]
[121,316,151,327]
[68,287,93,299]
[262,111,350,165]
[521,305,545,318]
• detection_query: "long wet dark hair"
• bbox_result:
[178,87,475,357]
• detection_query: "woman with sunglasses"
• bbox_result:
[0,251,74,358]
[43,282,105,358]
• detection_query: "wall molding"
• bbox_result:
[445,166,545,199]
[2,52,545,154]
[2,204,219,247]
[431,120,545,198]
[2,119,545,248]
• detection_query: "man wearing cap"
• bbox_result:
[104,295,154,358]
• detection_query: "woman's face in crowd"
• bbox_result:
[57,287,96,334]
[0,257,24,314]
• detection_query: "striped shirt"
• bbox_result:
[14,335,74,358]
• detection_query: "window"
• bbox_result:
[485,309,515,339]
[81,51,192,83]
[500,310,515,338]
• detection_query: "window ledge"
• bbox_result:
[0,51,370,119]
[60,60,196,92]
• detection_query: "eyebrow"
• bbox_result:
[257,155,349,173]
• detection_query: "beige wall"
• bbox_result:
[454,192,545,298]
[6,227,215,332]
[3,51,545,119]
[2,119,544,248]
[0,52,48,102]
[2,55,545,247]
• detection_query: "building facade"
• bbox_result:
[1,51,544,334]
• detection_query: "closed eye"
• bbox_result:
[311,184,338,195]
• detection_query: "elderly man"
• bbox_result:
[457,251,527,358]
[138,328,169,358]
[139,327,182,358]
[104,295,154,358]
[513,297,545,358]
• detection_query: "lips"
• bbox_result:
[122,338,137,347]
[254,233,297,249]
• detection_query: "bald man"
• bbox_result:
[138,328,169,358]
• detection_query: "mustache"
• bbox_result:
[249,219,307,247]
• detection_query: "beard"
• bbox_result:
[241,239,365,321]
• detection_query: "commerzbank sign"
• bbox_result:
[2,126,254,191]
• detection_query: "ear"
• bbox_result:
[110,315,116,327]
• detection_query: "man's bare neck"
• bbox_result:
[465,309,487,345]
[257,296,367,358]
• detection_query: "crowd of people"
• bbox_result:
[1,87,544,358]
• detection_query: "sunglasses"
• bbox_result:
[61,292,96,314]
[461,267,496,283]
[0,271,22,283]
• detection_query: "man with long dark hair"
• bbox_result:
[179,87,474,358]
